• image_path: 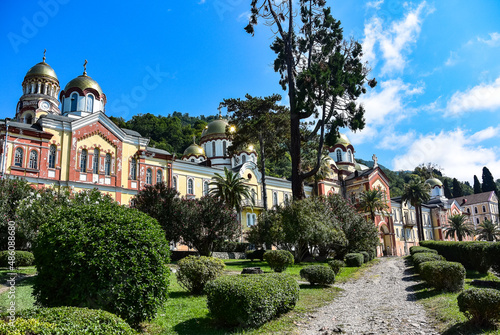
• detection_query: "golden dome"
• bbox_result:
[183,143,205,157]
[335,133,351,147]
[64,75,103,96]
[425,178,443,187]
[201,119,229,139]
[25,62,58,81]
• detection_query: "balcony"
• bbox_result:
[242,199,264,208]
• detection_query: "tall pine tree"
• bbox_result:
[452,178,464,198]
[473,175,482,194]
[482,167,498,193]
[443,179,453,198]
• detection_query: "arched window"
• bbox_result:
[130,158,137,180]
[146,168,152,184]
[347,149,353,163]
[475,207,478,214]
[273,192,278,207]
[80,149,87,172]
[156,169,163,184]
[14,148,23,167]
[172,176,177,190]
[476,218,480,224]
[28,150,38,169]
[284,193,289,203]
[336,149,342,162]
[223,141,227,157]
[48,145,56,169]
[93,149,99,173]
[70,93,78,111]
[203,181,209,195]
[105,153,111,176]
[25,115,33,124]
[483,205,486,213]
[187,179,194,194]
[212,142,216,156]
[86,95,94,112]
[467,208,470,213]
[242,155,246,164]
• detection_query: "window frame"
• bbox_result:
[28,150,38,170]
[14,147,23,167]
[48,145,56,169]
[93,148,99,173]
[146,168,152,185]
[80,149,88,173]
[187,178,194,195]
[104,153,111,176]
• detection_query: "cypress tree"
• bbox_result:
[482,167,498,193]
[443,179,453,198]
[473,175,482,194]
[452,178,464,198]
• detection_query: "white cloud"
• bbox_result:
[366,0,384,10]
[392,128,500,183]
[446,77,500,116]
[377,130,416,150]
[362,1,433,76]
[478,32,500,47]
[444,51,459,67]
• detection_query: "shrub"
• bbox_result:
[457,288,500,326]
[246,249,266,261]
[419,261,465,292]
[0,318,56,334]
[344,253,364,267]
[368,249,377,260]
[205,273,299,327]
[420,241,491,273]
[263,250,294,272]
[300,265,335,285]
[176,256,225,294]
[213,240,249,252]
[0,251,34,267]
[409,246,438,256]
[359,251,370,263]
[6,307,136,334]
[412,253,445,272]
[33,201,170,326]
[328,259,345,275]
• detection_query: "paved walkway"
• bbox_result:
[298,257,440,335]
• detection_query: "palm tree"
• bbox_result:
[358,189,389,223]
[445,214,474,241]
[209,167,253,214]
[476,219,500,241]
[401,180,430,241]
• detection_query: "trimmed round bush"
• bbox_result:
[344,253,364,267]
[263,250,294,272]
[205,273,299,327]
[419,261,465,292]
[176,256,225,294]
[458,288,500,326]
[300,265,335,285]
[246,249,266,261]
[360,251,370,263]
[5,307,136,334]
[328,259,345,275]
[33,201,170,326]
[0,318,56,334]
[420,241,491,273]
[0,250,34,267]
[412,252,445,272]
[410,246,438,256]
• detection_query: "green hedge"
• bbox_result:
[419,261,465,292]
[205,273,299,327]
[488,242,500,274]
[458,288,500,326]
[327,259,345,275]
[246,249,266,261]
[409,246,438,256]
[2,307,136,334]
[263,250,294,272]
[33,201,170,326]
[344,253,364,267]
[0,251,34,267]
[176,256,225,295]
[419,241,491,273]
[359,251,370,263]
[412,253,445,272]
[300,265,335,285]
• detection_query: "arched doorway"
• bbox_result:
[380,224,392,256]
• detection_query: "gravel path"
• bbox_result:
[298,257,440,335]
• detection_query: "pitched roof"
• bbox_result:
[450,191,496,206]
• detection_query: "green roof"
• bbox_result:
[201,119,229,138]
[64,75,103,95]
[25,62,58,81]
[183,143,205,157]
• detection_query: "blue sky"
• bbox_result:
[1,0,500,183]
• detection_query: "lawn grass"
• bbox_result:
[146,258,379,334]
[0,267,37,314]
[408,259,500,334]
